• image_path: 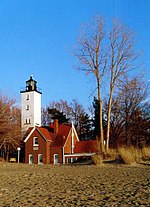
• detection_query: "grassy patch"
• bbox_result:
[141,147,150,160]
[92,154,103,165]
[117,147,142,165]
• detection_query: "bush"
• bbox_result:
[142,147,150,160]
[118,147,142,165]
[103,149,117,160]
[92,154,103,165]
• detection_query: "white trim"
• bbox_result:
[63,130,71,148]
[24,126,52,143]
[38,154,43,164]
[36,127,52,142]
[62,147,65,164]
[71,122,74,154]
[54,154,59,164]
[63,123,79,148]
[29,154,33,164]
[24,126,36,143]
[72,123,79,141]
[33,136,39,146]
[64,153,96,158]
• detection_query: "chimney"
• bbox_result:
[54,119,59,134]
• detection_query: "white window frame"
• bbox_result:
[29,154,33,164]
[38,154,43,164]
[54,154,59,164]
[33,137,39,146]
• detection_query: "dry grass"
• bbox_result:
[117,147,142,165]
[92,147,150,165]
[92,153,103,165]
[103,148,117,160]
[141,147,150,160]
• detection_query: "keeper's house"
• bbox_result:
[21,77,99,164]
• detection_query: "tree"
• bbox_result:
[108,75,149,148]
[73,16,106,151]
[74,16,140,152]
[48,99,72,120]
[77,112,93,140]
[105,19,139,151]
[93,97,107,141]
[47,108,69,124]
[42,99,93,140]
[0,94,21,161]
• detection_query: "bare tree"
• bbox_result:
[74,16,141,152]
[48,99,72,120]
[0,94,21,161]
[105,19,140,151]
[107,74,149,148]
[73,16,106,152]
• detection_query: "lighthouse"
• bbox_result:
[20,76,42,136]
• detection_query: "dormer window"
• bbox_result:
[33,137,38,146]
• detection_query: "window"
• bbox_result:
[29,154,33,164]
[26,105,29,110]
[26,94,29,100]
[38,154,43,164]
[54,154,59,164]
[25,119,31,125]
[33,137,38,146]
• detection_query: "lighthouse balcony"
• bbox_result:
[20,87,42,94]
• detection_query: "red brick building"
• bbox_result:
[24,120,99,164]
[24,120,79,164]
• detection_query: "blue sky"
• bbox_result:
[0,0,149,109]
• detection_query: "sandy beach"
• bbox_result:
[0,163,149,207]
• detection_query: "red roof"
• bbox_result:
[36,127,52,141]
[51,124,71,147]
[24,123,72,146]
[74,140,99,153]
[24,126,53,142]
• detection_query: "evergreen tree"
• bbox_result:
[78,112,93,140]
[47,108,69,124]
[92,97,107,140]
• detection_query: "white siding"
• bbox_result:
[21,91,41,136]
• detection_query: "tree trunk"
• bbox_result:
[100,99,104,152]
[97,78,104,152]
[106,86,113,152]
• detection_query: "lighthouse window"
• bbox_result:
[26,105,29,110]
[26,94,29,100]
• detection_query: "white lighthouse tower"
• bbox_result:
[20,76,42,136]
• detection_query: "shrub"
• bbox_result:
[92,154,103,165]
[118,147,142,165]
[142,147,150,160]
[103,148,117,160]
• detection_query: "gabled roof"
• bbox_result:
[74,140,99,153]
[36,126,52,141]
[24,126,53,143]
[51,124,72,147]
[23,122,79,148]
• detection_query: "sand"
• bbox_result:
[0,163,149,207]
